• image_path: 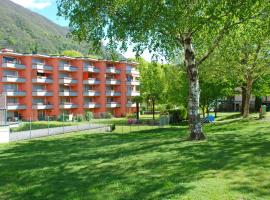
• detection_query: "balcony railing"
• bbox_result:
[84,102,100,108]
[126,91,140,96]
[3,90,26,96]
[7,103,26,110]
[59,64,77,72]
[126,102,136,108]
[2,76,25,83]
[83,66,99,73]
[59,90,77,96]
[2,62,25,69]
[126,68,139,75]
[83,90,100,96]
[106,90,121,96]
[32,63,53,71]
[106,79,121,85]
[126,80,140,85]
[32,76,53,83]
[59,77,77,84]
[32,90,53,96]
[106,102,121,108]
[59,102,78,109]
[106,67,120,74]
[83,78,100,84]
[32,103,53,110]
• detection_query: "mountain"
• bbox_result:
[0,0,122,59]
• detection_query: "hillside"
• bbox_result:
[0,0,121,59]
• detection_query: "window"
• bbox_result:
[7,97,18,104]
[4,70,17,77]
[3,57,17,64]
[4,84,17,91]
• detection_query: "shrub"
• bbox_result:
[126,113,136,119]
[168,107,187,124]
[57,114,69,122]
[76,115,83,122]
[110,124,116,131]
[85,111,93,121]
[100,112,113,119]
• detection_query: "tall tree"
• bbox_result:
[58,0,268,140]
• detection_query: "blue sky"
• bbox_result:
[10,0,153,61]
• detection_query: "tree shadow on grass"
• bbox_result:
[0,124,270,199]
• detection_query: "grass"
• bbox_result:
[1,113,270,199]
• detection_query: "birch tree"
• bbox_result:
[57,0,269,140]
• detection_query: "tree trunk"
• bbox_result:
[202,105,205,118]
[136,102,139,122]
[214,100,218,118]
[243,76,253,118]
[206,105,210,117]
[152,99,155,121]
[241,86,246,115]
[184,36,205,140]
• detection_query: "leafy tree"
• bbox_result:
[139,60,165,120]
[62,50,83,57]
[58,0,268,140]
[219,18,270,118]
[132,96,143,122]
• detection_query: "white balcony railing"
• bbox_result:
[59,77,77,84]
[106,102,121,108]
[59,102,78,109]
[59,90,77,96]
[106,79,121,85]
[83,90,100,96]
[83,78,100,85]
[2,62,25,69]
[83,66,99,73]
[32,90,53,96]
[126,68,139,75]
[32,76,53,83]
[59,64,77,72]
[106,67,120,74]
[106,90,121,96]
[126,91,140,96]
[84,102,100,108]
[2,76,25,83]
[3,90,26,96]
[32,103,53,110]
[126,102,136,108]
[126,80,140,85]
[7,103,26,110]
[32,63,53,71]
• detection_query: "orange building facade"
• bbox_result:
[0,50,140,121]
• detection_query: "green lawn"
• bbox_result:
[0,114,270,199]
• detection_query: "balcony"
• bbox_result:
[59,64,77,72]
[59,90,77,97]
[126,80,140,85]
[126,91,140,96]
[106,102,121,108]
[59,102,78,109]
[2,62,25,69]
[106,67,120,74]
[83,78,100,85]
[126,102,136,108]
[32,76,53,84]
[84,102,100,108]
[126,68,139,75]
[2,76,25,83]
[106,91,121,96]
[32,103,53,110]
[32,90,53,96]
[59,77,77,84]
[83,66,99,73]
[4,90,26,96]
[106,79,121,85]
[83,90,100,96]
[7,103,26,110]
[32,63,53,71]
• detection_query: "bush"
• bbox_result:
[57,114,69,122]
[126,113,136,119]
[168,107,187,124]
[76,115,83,122]
[85,111,93,121]
[110,124,116,131]
[100,112,113,119]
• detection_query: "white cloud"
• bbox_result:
[10,0,52,9]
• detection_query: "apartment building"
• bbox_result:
[0,49,140,121]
